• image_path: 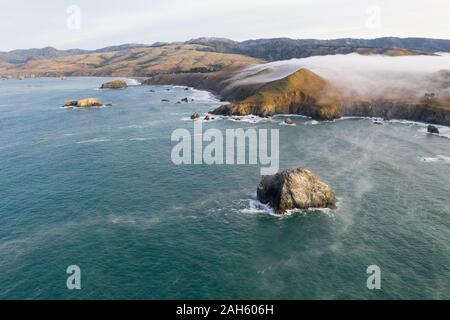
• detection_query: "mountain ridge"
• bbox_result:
[1,37,448,64]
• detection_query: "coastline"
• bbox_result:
[6,74,450,127]
[143,67,450,127]
[143,78,450,127]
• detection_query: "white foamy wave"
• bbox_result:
[335,116,381,122]
[181,114,223,122]
[180,115,206,121]
[417,125,450,139]
[275,115,307,126]
[279,122,297,126]
[61,104,108,110]
[240,199,276,215]
[239,198,339,218]
[420,155,450,163]
[120,120,168,129]
[77,138,111,144]
[170,112,190,116]
[305,120,320,125]
[128,137,163,141]
[276,114,310,119]
[190,89,220,103]
[331,117,450,139]
[387,119,427,126]
[124,78,141,86]
[228,115,273,124]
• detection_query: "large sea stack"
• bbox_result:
[257,168,337,214]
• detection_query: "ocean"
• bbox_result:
[0,77,449,299]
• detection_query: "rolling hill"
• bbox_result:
[0,44,262,78]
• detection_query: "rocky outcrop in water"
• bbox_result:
[427,125,440,134]
[284,117,294,125]
[64,98,103,108]
[100,80,128,89]
[191,112,200,120]
[257,168,337,214]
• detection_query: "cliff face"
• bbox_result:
[340,99,450,126]
[142,71,231,97]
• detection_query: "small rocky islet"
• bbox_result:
[190,112,200,120]
[100,80,128,89]
[63,80,128,107]
[284,117,294,125]
[64,98,103,108]
[427,125,440,134]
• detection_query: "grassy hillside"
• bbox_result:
[213,69,344,119]
[3,37,440,65]
[0,44,262,78]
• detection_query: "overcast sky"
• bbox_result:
[0,0,449,51]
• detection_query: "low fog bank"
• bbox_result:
[231,53,450,99]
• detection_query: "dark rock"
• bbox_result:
[423,93,436,101]
[162,99,170,102]
[191,112,200,120]
[427,125,440,134]
[181,98,189,103]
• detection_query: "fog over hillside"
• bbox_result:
[231,53,450,99]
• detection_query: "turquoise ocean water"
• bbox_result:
[0,77,449,299]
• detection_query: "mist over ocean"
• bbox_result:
[0,77,449,299]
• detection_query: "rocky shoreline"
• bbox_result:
[144,68,450,127]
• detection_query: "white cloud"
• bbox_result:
[0,0,448,51]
